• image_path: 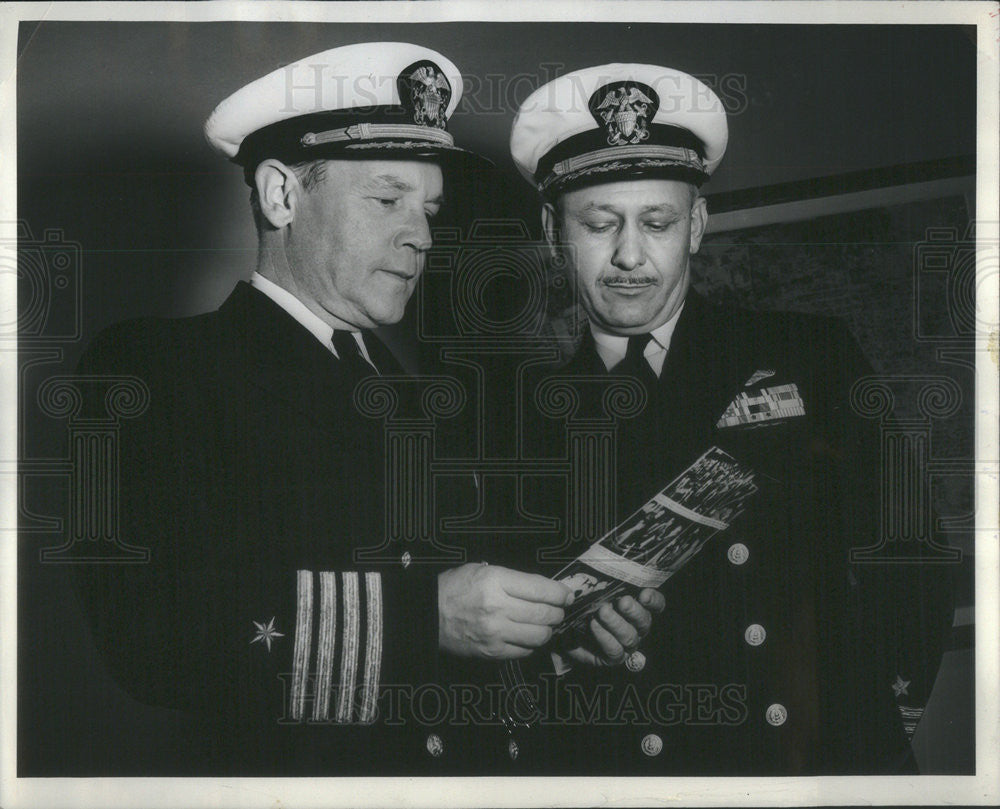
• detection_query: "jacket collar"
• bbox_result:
[217,281,401,429]
[565,291,743,421]
[567,290,710,374]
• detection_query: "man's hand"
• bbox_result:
[438,563,573,660]
[564,589,666,667]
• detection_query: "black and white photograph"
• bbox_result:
[2,1,997,807]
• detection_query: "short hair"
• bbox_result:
[249,159,329,234]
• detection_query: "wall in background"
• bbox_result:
[16,21,980,776]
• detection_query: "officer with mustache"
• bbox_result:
[503,62,952,774]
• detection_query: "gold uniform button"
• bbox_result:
[508,739,519,761]
[641,733,663,756]
[727,543,749,565]
[765,704,787,726]
[625,650,647,672]
[401,551,412,569]
[744,624,766,646]
[426,733,444,757]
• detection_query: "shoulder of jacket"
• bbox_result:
[76,310,222,375]
[699,297,854,345]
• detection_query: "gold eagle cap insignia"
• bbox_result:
[400,61,452,130]
[593,83,657,146]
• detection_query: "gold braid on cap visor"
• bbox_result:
[538,144,705,192]
[301,123,455,148]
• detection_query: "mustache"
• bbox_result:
[601,275,658,285]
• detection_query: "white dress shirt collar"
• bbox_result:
[590,301,685,377]
[249,272,375,366]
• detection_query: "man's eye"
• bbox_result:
[374,197,400,208]
[644,219,678,232]
[640,222,674,234]
[583,221,615,233]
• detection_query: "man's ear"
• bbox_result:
[689,192,708,255]
[541,201,561,260]
[254,160,300,229]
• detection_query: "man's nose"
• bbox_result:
[397,210,433,253]
[611,223,645,271]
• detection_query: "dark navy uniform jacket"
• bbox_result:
[73,283,951,775]
[74,281,444,775]
[428,291,953,775]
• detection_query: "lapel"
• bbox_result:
[362,330,405,375]
[216,282,400,432]
[565,293,744,430]
[656,291,746,429]
[562,330,607,376]
[562,293,754,497]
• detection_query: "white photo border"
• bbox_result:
[1,2,997,807]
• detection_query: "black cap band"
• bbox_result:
[235,105,452,167]
[535,123,708,195]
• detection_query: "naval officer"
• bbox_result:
[72,43,663,774]
[500,62,954,774]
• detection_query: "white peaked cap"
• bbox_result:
[510,63,728,194]
[204,42,485,178]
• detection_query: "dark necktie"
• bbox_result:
[332,330,378,377]
[614,334,659,391]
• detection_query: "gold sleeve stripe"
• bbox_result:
[290,570,314,721]
[358,572,384,724]
[335,571,361,723]
[312,571,338,722]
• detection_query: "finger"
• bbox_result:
[638,588,666,613]
[597,602,640,651]
[589,617,625,664]
[498,569,574,606]
[506,600,565,626]
[615,595,653,636]
[502,619,555,649]
[492,643,535,660]
[565,646,601,668]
